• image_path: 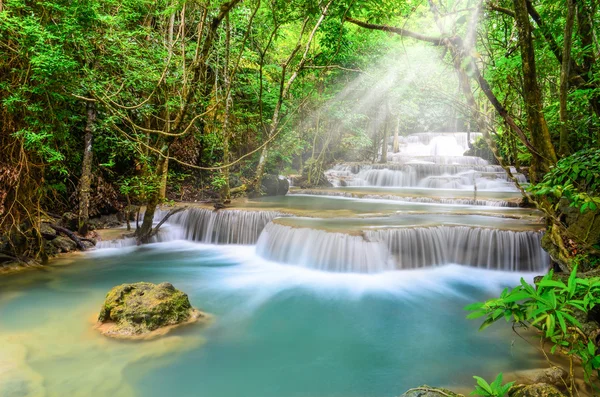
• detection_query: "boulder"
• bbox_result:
[96,282,207,339]
[39,223,57,240]
[509,367,569,393]
[260,174,289,196]
[49,236,77,253]
[509,383,566,397]
[401,386,464,397]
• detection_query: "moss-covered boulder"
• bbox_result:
[508,383,566,397]
[96,282,207,339]
[401,386,464,397]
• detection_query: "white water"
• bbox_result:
[326,132,526,191]
[256,223,548,273]
[287,189,517,207]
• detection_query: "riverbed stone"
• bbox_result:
[401,385,464,397]
[508,383,566,397]
[510,367,569,392]
[96,282,207,339]
[49,236,77,253]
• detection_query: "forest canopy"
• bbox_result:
[0,0,599,266]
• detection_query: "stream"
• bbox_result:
[0,132,551,397]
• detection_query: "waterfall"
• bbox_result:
[256,223,548,273]
[326,163,525,189]
[163,207,288,244]
[287,189,518,207]
[256,223,394,273]
[387,155,489,165]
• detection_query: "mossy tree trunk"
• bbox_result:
[78,101,96,235]
[512,0,557,181]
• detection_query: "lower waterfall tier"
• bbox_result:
[256,223,548,273]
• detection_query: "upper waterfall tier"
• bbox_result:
[391,132,483,157]
[256,222,548,273]
[325,132,525,191]
[326,163,526,190]
[287,187,523,207]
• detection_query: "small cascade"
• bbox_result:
[387,155,489,165]
[256,223,548,273]
[158,207,288,244]
[256,223,394,273]
[367,227,547,272]
[326,163,525,189]
[403,132,483,150]
[96,236,137,249]
[325,132,527,191]
[286,189,518,207]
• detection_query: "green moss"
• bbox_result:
[509,383,565,397]
[98,282,198,336]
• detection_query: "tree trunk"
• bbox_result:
[380,109,389,163]
[78,101,96,235]
[393,117,400,153]
[512,0,557,181]
[137,148,168,244]
[559,0,576,157]
[222,14,232,202]
[159,155,169,200]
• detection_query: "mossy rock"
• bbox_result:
[96,282,208,339]
[401,385,464,397]
[49,236,77,253]
[508,383,566,397]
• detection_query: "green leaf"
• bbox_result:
[473,376,493,395]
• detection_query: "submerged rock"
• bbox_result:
[401,385,464,397]
[509,383,566,397]
[509,367,569,393]
[96,282,208,339]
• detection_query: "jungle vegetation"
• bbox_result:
[0,0,599,268]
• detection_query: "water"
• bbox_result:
[326,132,526,190]
[0,243,544,397]
[0,131,550,396]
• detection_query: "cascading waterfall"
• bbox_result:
[162,207,288,244]
[256,222,548,273]
[325,132,527,191]
[403,132,483,150]
[286,189,518,207]
[326,163,526,189]
[256,223,394,273]
[387,155,489,165]
[97,207,288,248]
[97,133,545,276]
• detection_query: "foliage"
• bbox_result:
[528,149,600,213]
[119,175,161,203]
[471,373,514,397]
[466,267,600,384]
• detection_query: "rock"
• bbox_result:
[260,174,289,196]
[510,367,569,392]
[39,223,57,240]
[509,383,566,397]
[96,282,208,339]
[401,386,464,397]
[61,212,79,231]
[49,236,77,253]
[81,240,95,249]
